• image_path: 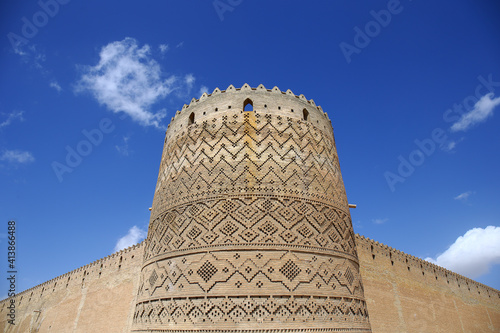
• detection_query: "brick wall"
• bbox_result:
[356,235,500,332]
[0,243,144,333]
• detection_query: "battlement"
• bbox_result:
[0,241,144,307]
[164,83,334,144]
[355,234,500,302]
[177,83,326,116]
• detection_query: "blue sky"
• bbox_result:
[1,0,499,295]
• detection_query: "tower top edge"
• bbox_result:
[179,83,322,112]
[166,83,331,133]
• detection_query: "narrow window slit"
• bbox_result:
[303,109,309,121]
[243,98,253,111]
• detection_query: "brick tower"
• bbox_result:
[132,84,372,332]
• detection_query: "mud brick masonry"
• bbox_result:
[1,84,499,332]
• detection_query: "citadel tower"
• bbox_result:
[132,84,372,332]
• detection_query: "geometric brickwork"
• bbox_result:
[133,295,369,328]
[133,251,370,330]
[139,251,362,298]
[145,196,358,259]
[133,84,372,332]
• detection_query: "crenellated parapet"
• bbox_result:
[174,83,327,117]
[0,241,145,308]
[164,83,333,145]
[355,234,500,302]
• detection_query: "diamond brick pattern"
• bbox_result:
[197,261,218,283]
[280,259,301,282]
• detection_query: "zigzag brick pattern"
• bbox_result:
[132,85,372,332]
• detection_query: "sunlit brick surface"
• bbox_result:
[133,84,372,332]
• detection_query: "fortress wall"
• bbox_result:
[1,235,499,333]
[356,235,500,333]
[0,242,144,333]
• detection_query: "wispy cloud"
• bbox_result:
[50,81,62,92]
[159,44,169,54]
[441,136,466,153]
[0,111,24,130]
[14,44,47,73]
[446,141,456,151]
[372,218,388,225]
[76,38,194,128]
[425,226,500,279]
[451,93,500,132]
[454,191,474,201]
[13,43,61,91]
[441,140,457,152]
[198,85,209,97]
[185,74,195,91]
[0,150,35,164]
[115,136,130,156]
[176,41,184,48]
[114,226,146,252]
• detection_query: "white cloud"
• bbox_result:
[185,74,195,91]
[50,81,62,92]
[451,93,500,132]
[114,226,146,252]
[12,44,60,89]
[115,136,130,156]
[454,191,474,201]
[0,111,24,129]
[76,38,193,128]
[159,44,169,54]
[176,41,184,48]
[198,85,209,97]
[372,218,388,225]
[0,150,35,164]
[12,43,27,57]
[440,140,456,152]
[14,44,47,74]
[425,226,500,279]
[441,137,465,153]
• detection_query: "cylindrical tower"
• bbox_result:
[132,84,371,332]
